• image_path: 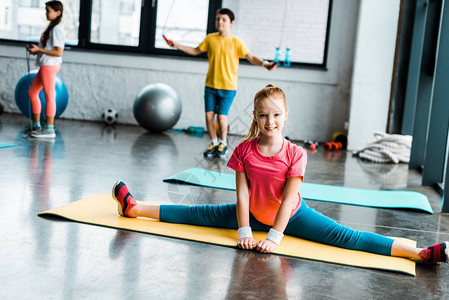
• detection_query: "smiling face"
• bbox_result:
[253,96,288,138]
[215,13,234,35]
[45,5,61,21]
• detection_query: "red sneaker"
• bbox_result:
[419,242,449,264]
[112,181,137,218]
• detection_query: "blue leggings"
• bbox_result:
[160,201,394,256]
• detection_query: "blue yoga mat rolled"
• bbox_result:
[163,168,433,214]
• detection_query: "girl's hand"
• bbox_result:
[237,237,256,250]
[28,44,40,55]
[255,239,277,253]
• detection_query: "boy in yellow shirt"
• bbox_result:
[165,8,276,158]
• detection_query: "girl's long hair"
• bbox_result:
[41,1,63,48]
[243,84,287,142]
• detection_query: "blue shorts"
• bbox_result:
[204,86,237,115]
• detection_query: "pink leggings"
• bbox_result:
[28,64,61,117]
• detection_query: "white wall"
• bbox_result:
[347,0,401,151]
[0,0,359,142]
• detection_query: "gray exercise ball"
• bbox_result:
[133,83,182,132]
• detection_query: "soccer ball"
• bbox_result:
[102,109,118,125]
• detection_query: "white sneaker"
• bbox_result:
[31,128,56,139]
[24,125,42,134]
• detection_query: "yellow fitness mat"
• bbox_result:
[38,193,416,276]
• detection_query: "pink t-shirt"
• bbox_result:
[227,137,307,225]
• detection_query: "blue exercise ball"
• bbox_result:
[134,83,182,132]
[15,70,69,120]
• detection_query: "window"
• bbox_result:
[0,4,12,32]
[222,0,330,65]
[152,0,331,65]
[90,0,141,46]
[1,0,332,67]
[154,0,209,49]
[0,0,80,45]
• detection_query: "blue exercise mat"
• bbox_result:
[163,168,433,214]
[0,142,17,149]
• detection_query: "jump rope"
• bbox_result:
[161,1,288,66]
[23,46,34,139]
[161,0,175,46]
[274,0,291,66]
[278,0,288,51]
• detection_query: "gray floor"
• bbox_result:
[1,113,448,300]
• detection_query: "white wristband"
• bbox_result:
[266,228,284,245]
[238,226,253,239]
[262,60,270,67]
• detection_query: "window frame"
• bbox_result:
[1,0,332,68]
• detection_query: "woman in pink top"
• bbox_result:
[112,84,447,264]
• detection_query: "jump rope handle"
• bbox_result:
[163,35,174,47]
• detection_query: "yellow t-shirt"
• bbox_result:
[198,33,249,90]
